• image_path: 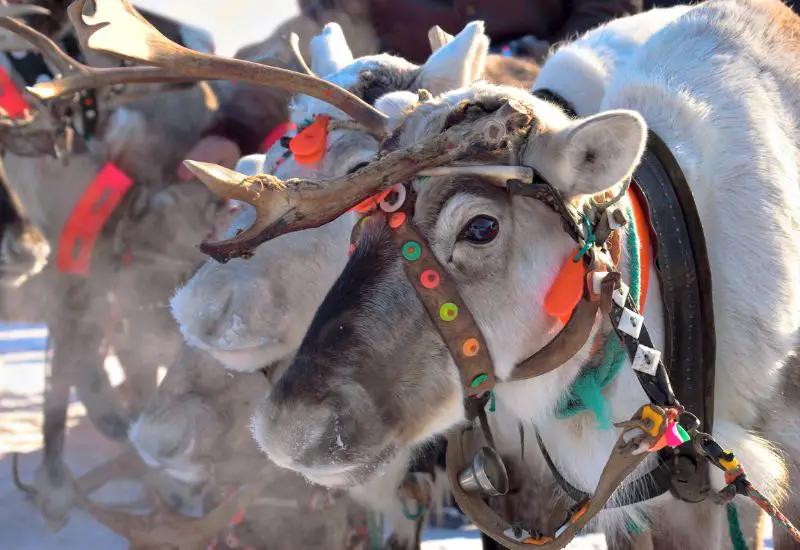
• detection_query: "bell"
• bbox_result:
[457,446,509,496]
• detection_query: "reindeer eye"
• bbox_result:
[459,216,499,244]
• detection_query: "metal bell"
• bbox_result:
[457,446,509,496]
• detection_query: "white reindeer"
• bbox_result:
[178,1,800,549]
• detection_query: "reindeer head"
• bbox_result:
[171,21,492,373]
[240,87,647,488]
[129,345,269,490]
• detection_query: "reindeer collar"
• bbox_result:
[56,161,134,275]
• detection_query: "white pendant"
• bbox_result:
[618,308,643,339]
[632,344,661,376]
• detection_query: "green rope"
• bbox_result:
[727,503,750,550]
[573,213,596,262]
[625,510,650,534]
[402,500,425,521]
[366,511,384,550]
[555,204,641,429]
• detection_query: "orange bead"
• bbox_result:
[389,212,406,228]
[463,338,480,357]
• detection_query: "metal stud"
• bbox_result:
[632,344,661,376]
[618,308,644,339]
[612,281,630,308]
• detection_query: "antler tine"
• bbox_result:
[289,32,315,77]
[0,15,81,77]
[0,14,194,101]
[78,467,272,549]
[67,0,387,134]
[189,102,534,262]
[0,4,51,19]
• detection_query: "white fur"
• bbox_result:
[309,22,355,77]
[532,6,693,116]
[417,21,489,95]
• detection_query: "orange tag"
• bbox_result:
[544,251,585,323]
[353,187,392,214]
[289,115,330,165]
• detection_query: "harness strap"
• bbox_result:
[56,162,135,275]
[535,428,671,508]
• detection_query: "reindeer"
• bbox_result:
[141,0,800,548]
[0,5,314,530]
[167,23,539,550]
[85,341,371,550]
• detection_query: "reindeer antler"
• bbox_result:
[44,0,386,134]
[0,15,195,102]
[78,469,272,550]
[188,100,534,262]
[0,3,51,19]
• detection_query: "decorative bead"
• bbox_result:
[462,338,480,357]
[664,421,690,447]
[612,281,630,308]
[439,302,458,321]
[402,241,421,261]
[389,212,406,229]
[618,308,644,339]
[359,215,372,228]
[348,243,356,256]
[379,184,407,213]
[420,269,440,289]
[631,344,660,376]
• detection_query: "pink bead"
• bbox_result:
[664,422,683,447]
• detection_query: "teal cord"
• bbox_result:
[367,512,384,550]
[402,500,425,521]
[727,503,750,550]
[625,510,650,534]
[573,213,596,262]
[556,204,641,428]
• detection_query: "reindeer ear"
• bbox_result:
[309,23,354,77]
[374,91,419,134]
[545,111,647,197]
[418,21,489,95]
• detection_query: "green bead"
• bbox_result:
[439,302,459,321]
[402,241,421,261]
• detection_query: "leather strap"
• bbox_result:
[634,132,716,503]
[535,429,670,508]
[56,162,134,276]
[511,299,599,381]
